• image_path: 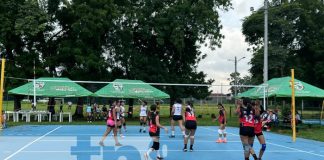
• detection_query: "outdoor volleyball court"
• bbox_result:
[1,125,324,160]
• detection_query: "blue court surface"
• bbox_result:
[1,125,324,160]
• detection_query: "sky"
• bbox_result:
[197,0,263,94]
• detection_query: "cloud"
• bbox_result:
[198,0,263,93]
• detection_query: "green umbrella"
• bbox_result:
[238,77,324,98]
[8,77,92,97]
[93,79,170,99]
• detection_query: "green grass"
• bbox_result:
[272,125,324,142]
[3,101,324,142]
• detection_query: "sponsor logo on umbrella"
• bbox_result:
[113,83,123,91]
[289,81,304,91]
[35,82,45,89]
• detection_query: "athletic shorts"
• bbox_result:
[149,128,160,137]
[219,119,225,124]
[239,126,255,137]
[185,120,197,130]
[173,115,183,121]
[255,132,263,137]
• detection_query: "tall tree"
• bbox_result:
[108,0,230,102]
[242,0,324,88]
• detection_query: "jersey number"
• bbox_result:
[245,115,253,123]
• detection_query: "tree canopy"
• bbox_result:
[242,0,324,89]
[0,0,232,100]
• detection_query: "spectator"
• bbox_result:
[95,104,101,120]
[1,110,6,129]
[59,101,63,113]
[86,104,92,123]
[102,104,108,119]
[263,110,278,131]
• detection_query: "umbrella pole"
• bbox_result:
[291,69,296,142]
[33,60,37,110]
[321,100,324,124]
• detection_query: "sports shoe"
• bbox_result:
[143,130,146,133]
[190,148,193,152]
[223,139,227,143]
[139,129,142,133]
[216,139,222,143]
[156,156,164,160]
[169,135,175,138]
[115,143,122,146]
[99,141,104,147]
[183,148,187,152]
[120,134,125,138]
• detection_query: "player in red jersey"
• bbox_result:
[144,105,168,160]
[216,103,227,143]
[253,100,266,160]
[183,106,197,152]
[236,98,258,160]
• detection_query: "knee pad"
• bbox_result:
[190,136,194,139]
[243,144,250,153]
[218,129,222,134]
[184,134,189,138]
[152,142,160,150]
[261,144,266,151]
[222,129,226,134]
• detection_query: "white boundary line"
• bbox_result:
[37,139,242,143]
[201,127,324,158]
[19,150,301,153]
[4,126,62,160]
[267,142,324,158]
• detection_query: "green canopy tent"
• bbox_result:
[93,79,170,99]
[238,77,324,98]
[8,77,93,97]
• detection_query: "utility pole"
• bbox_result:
[228,56,245,97]
[264,0,268,83]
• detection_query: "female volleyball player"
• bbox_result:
[236,98,258,160]
[99,101,122,146]
[114,101,124,138]
[253,100,266,160]
[170,99,185,138]
[183,106,197,152]
[216,103,227,143]
[139,101,148,133]
[120,100,127,133]
[144,104,168,160]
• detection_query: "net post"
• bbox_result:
[291,69,296,142]
[0,58,6,129]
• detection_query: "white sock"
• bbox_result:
[156,150,161,157]
[146,148,153,155]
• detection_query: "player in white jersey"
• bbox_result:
[139,101,148,133]
[170,99,185,138]
[120,101,127,132]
